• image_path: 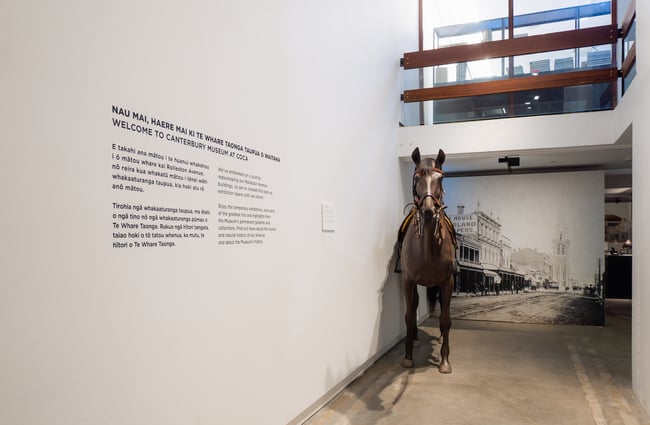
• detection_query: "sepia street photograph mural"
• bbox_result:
[442,171,605,326]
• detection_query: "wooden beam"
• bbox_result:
[402,68,617,103]
[402,25,617,69]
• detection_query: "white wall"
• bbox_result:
[0,1,417,424]
[621,0,650,414]
[4,1,649,422]
[398,109,618,157]
[603,0,650,414]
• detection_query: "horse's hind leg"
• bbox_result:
[438,278,453,373]
[402,279,417,368]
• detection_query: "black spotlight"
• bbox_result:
[498,156,520,172]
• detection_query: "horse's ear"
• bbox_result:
[435,149,446,168]
[411,147,421,165]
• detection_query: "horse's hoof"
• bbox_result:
[401,358,414,368]
[439,362,452,374]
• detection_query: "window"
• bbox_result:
[401,1,620,126]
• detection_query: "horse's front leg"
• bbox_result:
[413,288,419,343]
[402,279,417,368]
[438,277,453,373]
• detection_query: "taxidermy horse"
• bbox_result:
[400,147,456,373]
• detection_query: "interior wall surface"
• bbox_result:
[398,109,618,157]
[0,1,417,424]
[617,0,650,414]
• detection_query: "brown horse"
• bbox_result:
[400,147,456,373]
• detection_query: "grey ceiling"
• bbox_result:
[440,127,632,203]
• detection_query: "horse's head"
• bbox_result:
[411,147,446,223]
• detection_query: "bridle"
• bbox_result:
[412,167,444,209]
[412,166,447,239]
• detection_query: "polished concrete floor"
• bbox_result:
[304,300,650,425]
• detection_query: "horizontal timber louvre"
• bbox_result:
[401,25,617,104]
[400,0,628,123]
[403,68,617,103]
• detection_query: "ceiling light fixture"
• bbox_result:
[498,156,520,173]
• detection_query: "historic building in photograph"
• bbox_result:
[510,248,554,290]
[451,203,523,294]
[456,233,483,293]
[553,214,571,291]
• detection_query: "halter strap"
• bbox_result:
[412,167,445,207]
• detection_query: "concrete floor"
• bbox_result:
[303,299,650,425]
